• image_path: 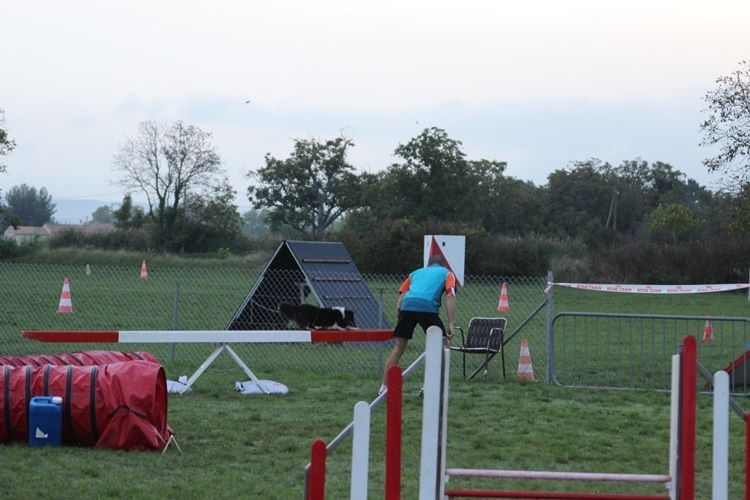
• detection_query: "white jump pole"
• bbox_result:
[668,354,680,500]
[419,327,445,500]
[438,341,451,499]
[713,370,729,500]
[351,401,371,500]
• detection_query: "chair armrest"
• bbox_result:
[455,326,465,347]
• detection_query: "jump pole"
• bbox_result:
[308,439,327,500]
[419,327,448,500]
[713,370,729,500]
[22,328,394,394]
[304,352,424,499]
[386,364,403,500]
[351,401,371,500]
[679,335,697,499]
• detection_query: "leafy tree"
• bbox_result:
[113,194,146,229]
[0,107,16,225]
[113,121,224,250]
[543,161,613,242]
[545,159,701,244]
[90,205,115,224]
[177,181,242,252]
[247,137,363,239]
[600,160,691,238]
[648,203,702,244]
[700,60,750,188]
[0,107,15,173]
[339,128,514,270]
[4,184,56,225]
[481,176,545,236]
[240,209,271,236]
[722,185,750,235]
[353,128,507,227]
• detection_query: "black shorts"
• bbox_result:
[393,310,445,340]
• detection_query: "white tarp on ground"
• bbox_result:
[167,375,192,394]
[235,379,289,395]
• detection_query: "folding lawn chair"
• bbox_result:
[450,317,508,380]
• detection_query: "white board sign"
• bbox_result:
[423,235,465,286]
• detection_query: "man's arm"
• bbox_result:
[444,293,456,339]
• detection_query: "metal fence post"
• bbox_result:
[545,270,554,384]
[377,287,385,374]
[171,282,180,362]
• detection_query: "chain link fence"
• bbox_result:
[0,262,549,384]
[550,312,750,393]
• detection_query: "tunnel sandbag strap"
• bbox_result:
[65,365,75,442]
[68,353,85,366]
[89,367,98,441]
[3,366,11,442]
[43,364,50,395]
[53,355,70,365]
[24,366,31,423]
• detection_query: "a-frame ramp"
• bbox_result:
[226,240,391,331]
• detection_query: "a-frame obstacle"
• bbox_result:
[226,240,391,331]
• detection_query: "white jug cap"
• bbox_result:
[52,396,62,404]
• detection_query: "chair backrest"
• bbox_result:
[465,317,507,350]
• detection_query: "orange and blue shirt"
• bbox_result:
[398,264,456,313]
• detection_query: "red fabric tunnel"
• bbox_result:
[0,350,158,368]
[0,360,171,450]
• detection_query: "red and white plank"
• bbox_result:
[22,329,394,344]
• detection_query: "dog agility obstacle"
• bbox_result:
[22,329,394,394]
[305,332,724,499]
[441,335,700,499]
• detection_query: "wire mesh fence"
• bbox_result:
[0,263,550,387]
[550,312,750,392]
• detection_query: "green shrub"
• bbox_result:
[0,237,18,259]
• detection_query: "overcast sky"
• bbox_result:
[2,0,749,215]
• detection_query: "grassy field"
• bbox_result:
[1,263,749,498]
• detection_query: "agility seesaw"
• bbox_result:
[22,329,393,394]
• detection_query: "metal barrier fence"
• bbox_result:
[550,312,750,392]
[0,262,549,383]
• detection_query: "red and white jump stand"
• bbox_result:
[307,332,735,499]
[22,328,393,394]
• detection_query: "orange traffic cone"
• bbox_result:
[140,260,149,281]
[703,319,714,342]
[517,339,535,382]
[57,277,73,314]
[497,282,510,312]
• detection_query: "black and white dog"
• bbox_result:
[278,302,357,330]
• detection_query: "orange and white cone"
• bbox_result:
[57,277,73,314]
[517,339,535,382]
[703,319,714,342]
[140,260,149,281]
[497,281,510,312]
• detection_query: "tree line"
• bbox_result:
[1,61,748,281]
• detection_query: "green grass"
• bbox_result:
[1,263,749,498]
[1,369,744,499]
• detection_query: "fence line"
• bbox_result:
[0,262,548,380]
[550,312,750,392]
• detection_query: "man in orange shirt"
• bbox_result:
[379,254,457,395]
